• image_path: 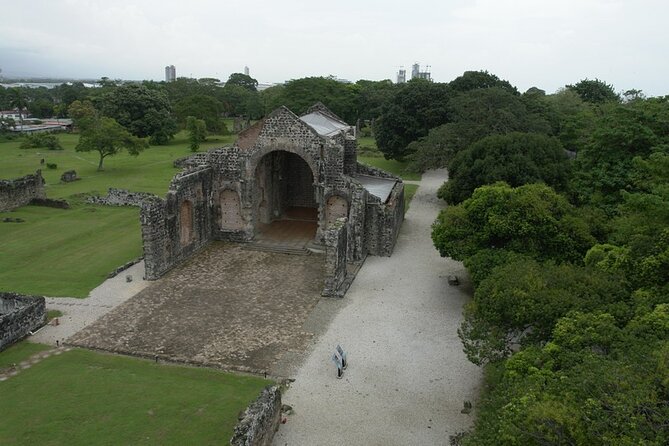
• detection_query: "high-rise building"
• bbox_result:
[397,67,406,84]
[410,63,432,81]
[244,66,250,76]
[165,65,176,82]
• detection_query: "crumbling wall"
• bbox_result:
[365,181,405,256]
[230,386,282,446]
[141,167,213,279]
[0,292,46,352]
[88,188,159,207]
[323,218,348,297]
[356,161,400,180]
[0,170,45,212]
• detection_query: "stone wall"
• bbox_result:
[141,167,214,279]
[323,218,348,297]
[0,170,45,212]
[0,292,46,352]
[88,188,159,207]
[365,181,405,256]
[356,162,400,180]
[230,386,282,446]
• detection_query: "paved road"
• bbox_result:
[273,169,482,446]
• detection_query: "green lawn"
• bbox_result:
[356,136,422,181]
[0,132,232,297]
[0,347,271,445]
[0,131,236,198]
[0,341,51,368]
[0,203,142,297]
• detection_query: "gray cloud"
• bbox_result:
[1,0,667,95]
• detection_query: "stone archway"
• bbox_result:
[252,150,319,248]
[254,150,317,224]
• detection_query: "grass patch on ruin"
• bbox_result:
[0,202,142,297]
[0,341,51,369]
[0,347,271,445]
[404,183,419,212]
[356,137,422,181]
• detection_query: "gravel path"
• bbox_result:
[29,261,150,346]
[273,169,482,446]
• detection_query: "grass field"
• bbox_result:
[0,131,420,297]
[0,203,142,297]
[0,131,236,198]
[0,345,271,445]
[0,341,51,368]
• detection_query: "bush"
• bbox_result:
[20,133,63,150]
[46,163,57,169]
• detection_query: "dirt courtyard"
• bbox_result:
[68,242,324,374]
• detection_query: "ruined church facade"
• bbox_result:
[140,104,404,296]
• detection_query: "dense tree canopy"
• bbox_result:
[448,70,519,95]
[432,182,595,264]
[374,79,451,160]
[438,132,570,204]
[92,83,177,144]
[407,87,552,172]
[566,78,620,104]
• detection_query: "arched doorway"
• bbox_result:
[253,150,318,248]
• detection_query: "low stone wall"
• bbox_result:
[323,218,348,297]
[0,292,46,352]
[365,181,405,257]
[356,161,400,180]
[87,188,158,207]
[230,386,282,446]
[30,197,70,209]
[0,170,46,212]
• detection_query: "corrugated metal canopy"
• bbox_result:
[354,174,398,203]
[300,111,350,136]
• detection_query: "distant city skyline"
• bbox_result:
[2,1,669,96]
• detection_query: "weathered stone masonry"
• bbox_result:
[140,103,404,296]
[0,292,46,352]
[0,170,46,212]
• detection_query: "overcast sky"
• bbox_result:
[1,0,668,95]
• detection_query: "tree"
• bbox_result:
[438,132,570,204]
[374,79,451,160]
[407,87,551,172]
[92,83,177,144]
[8,88,27,125]
[432,182,595,264]
[68,100,147,170]
[174,95,223,133]
[570,97,669,209]
[566,78,620,104]
[185,116,207,152]
[225,73,258,92]
[448,70,519,95]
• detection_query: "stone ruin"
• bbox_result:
[0,292,46,352]
[140,103,404,296]
[0,170,46,212]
